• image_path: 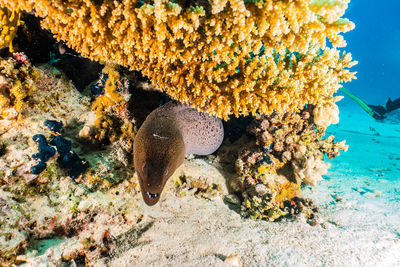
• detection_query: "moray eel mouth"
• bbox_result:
[138,173,163,206]
[142,189,160,206]
[145,191,160,199]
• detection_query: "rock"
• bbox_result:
[224,194,241,205]
[255,184,268,196]
[224,255,241,267]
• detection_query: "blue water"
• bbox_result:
[345,0,400,104]
[335,0,400,187]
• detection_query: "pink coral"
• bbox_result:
[13,52,29,64]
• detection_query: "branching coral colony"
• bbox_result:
[0,0,356,119]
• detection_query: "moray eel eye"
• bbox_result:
[142,163,146,173]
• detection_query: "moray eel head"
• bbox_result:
[134,120,186,206]
[137,159,168,206]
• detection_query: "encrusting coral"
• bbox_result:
[0,0,356,118]
[313,98,341,128]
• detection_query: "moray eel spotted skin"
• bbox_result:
[134,101,224,206]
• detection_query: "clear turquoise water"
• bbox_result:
[345,0,400,104]
[333,0,400,206]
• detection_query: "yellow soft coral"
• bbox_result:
[0,7,22,52]
[0,0,356,118]
[81,64,134,145]
[273,182,301,205]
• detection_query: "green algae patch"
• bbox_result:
[27,238,66,256]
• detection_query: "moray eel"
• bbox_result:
[134,101,224,206]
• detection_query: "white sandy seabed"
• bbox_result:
[27,98,400,267]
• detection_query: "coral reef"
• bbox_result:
[0,141,6,156]
[313,99,341,128]
[0,0,359,264]
[0,7,23,52]
[219,102,348,221]
[0,177,141,266]
[0,0,356,118]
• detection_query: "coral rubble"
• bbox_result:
[0,0,356,118]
